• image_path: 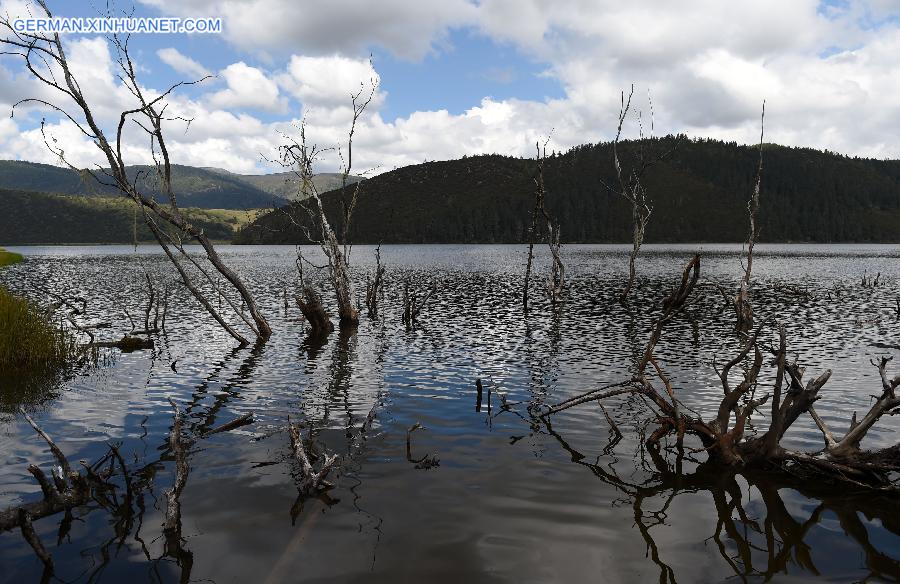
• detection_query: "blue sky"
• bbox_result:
[2,0,900,174]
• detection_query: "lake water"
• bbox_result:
[1,244,899,583]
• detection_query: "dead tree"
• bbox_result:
[524,136,565,310]
[365,245,386,319]
[608,87,676,303]
[545,255,900,490]
[735,102,766,331]
[280,80,377,329]
[0,3,271,345]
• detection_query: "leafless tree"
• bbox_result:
[524,135,565,310]
[0,1,271,345]
[607,86,677,303]
[735,102,766,331]
[280,79,377,329]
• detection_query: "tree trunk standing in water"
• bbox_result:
[365,245,386,319]
[608,86,674,303]
[280,78,377,329]
[735,103,766,332]
[294,249,334,336]
[523,137,565,310]
[0,3,271,345]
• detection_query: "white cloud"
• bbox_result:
[157,47,212,79]
[277,55,381,108]
[139,0,477,61]
[207,61,287,113]
[6,0,900,176]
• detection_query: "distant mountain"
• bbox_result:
[0,161,289,210]
[204,168,363,201]
[236,138,900,244]
[0,188,258,244]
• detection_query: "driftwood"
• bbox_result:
[296,287,334,335]
[88,335,154,351]
[1,401,255,582]
[544,255,900,490]
[287,416,338,498]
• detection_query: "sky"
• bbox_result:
[1,0,900,175]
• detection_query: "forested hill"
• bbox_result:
[236,138,900,244]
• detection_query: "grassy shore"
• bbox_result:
[0,247,24,267]
[0,286,76,375]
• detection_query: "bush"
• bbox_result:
[0,286,76,374]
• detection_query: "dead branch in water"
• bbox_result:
[542,254,900,490]
[287,416,339,498]
[365,245,386,319]
[163,399,188,533]
[734,101,766,331]
[402,278,436,331]
[524,134,565,309]
[406,423,440,469]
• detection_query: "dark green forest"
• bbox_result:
[237,137,900,244]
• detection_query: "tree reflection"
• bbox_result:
[542,416,900,583]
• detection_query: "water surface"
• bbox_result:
[1,244,899,583]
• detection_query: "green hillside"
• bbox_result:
[0,188,258,244]
[205,169,363,201]
[0,160,288,209]
[236,138,900,244]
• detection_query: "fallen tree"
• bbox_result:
[544,255,900,491]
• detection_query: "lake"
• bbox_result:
[1,243,899,583]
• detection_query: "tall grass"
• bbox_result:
[0,247,24,267]
[0,286,77,374]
